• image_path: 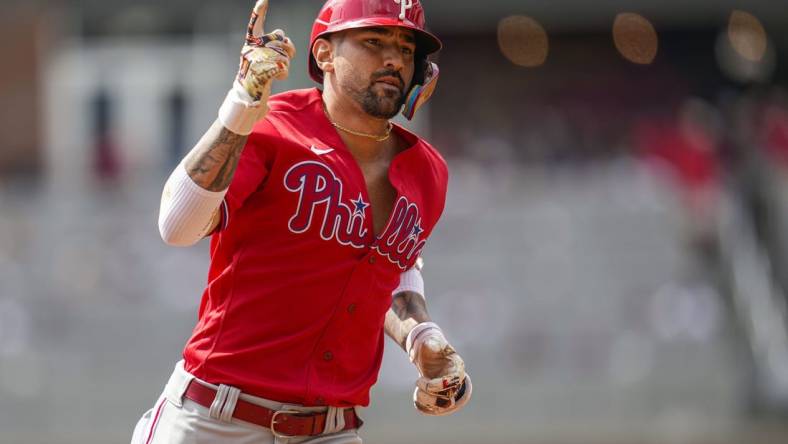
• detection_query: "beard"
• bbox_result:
[358,82,406,119]
[341,70,407,119]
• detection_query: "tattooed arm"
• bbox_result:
[184,119,248,234]
[157,0,297,245]
[386,282,472,416]
[157,119,248,245]
[185,119,248,192]
[385,291,432,351]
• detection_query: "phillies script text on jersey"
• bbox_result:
[182,88,448,407]
[284,160,426,267]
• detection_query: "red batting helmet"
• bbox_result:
[308,0,442,83]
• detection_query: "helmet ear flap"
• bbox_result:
[401,59,439,120]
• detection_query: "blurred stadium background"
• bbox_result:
[3,0,788,442]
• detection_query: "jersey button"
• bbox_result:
[368,256,376,265]
[323,351,333,361]
[347,303,356,314]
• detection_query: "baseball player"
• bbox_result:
[132,0,471,442]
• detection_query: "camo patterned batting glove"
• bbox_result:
[406,322,472,416]
[219,0,296,135]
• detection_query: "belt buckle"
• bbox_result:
[270,409,306,439]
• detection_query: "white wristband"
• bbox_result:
[158,162,227,246]
[405,322,442,359]
[392,267,425,297]
[218,82,268,136]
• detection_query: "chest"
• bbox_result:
[355,159,398,237]
[255,131,441,271]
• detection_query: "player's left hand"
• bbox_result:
[408,324,472,416]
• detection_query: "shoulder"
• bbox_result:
[250,88,324,143]
[267,88,322,116]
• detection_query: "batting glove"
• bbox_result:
[406,322,472,416]
[219,0,296,135]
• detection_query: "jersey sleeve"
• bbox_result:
[215,118,279,232]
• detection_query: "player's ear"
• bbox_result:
[312,37,335,75]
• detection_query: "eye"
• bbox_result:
[366,38,381,47]
[401,46,414,56]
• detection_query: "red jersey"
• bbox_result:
[182,88,449,407]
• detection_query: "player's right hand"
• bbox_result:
[236,0,296,102]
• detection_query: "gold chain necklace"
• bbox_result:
[323,105,393,142]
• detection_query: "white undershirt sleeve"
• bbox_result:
[392,267,425,298]
[158,162,227,247]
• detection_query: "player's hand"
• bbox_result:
[236,0,296,102]
[408,325,472,416]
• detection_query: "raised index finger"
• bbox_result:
[245,0,269,44]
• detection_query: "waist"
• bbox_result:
[182,346,384,407]
[165,361,363,438]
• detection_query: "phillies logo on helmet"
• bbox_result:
[394,0,413,21]
[284,160,426,268]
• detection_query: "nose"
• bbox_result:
[382,45,405,71]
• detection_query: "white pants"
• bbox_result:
[131,361,363,444]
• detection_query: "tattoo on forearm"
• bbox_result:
[385,291,431,350]
[184,121,248,191]
[391,291,429,321]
